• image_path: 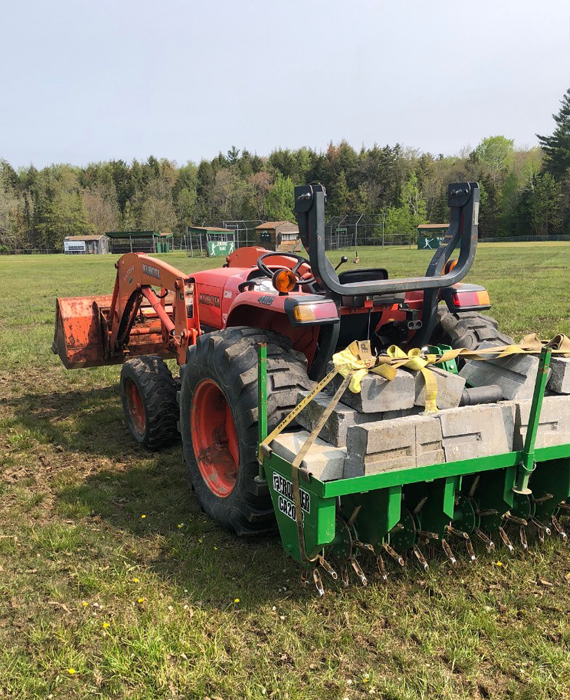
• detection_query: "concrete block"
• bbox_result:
[295,390,421,447]
[343,415,443,477]
[294,391,382,447]
[437,403,516,462]
[414,366,466,409]
[270,430,346,481]
[548,357,570,394]
[459,342,548,401]
[513,395,570,449]
[328,368,415,413]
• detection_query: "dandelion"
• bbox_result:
[67,668,76,675]
[495,561,503,567]
[102,622,110,629]
[234,598,240,604]
[138,598,144,603]
[82,601,88,607]
[177,523,184,529]
[132,577,139,583]
[141,514,146,519]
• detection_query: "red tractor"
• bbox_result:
[53,182,510,535]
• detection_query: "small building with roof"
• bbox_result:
[63,235,109,255]
[254,221,301,252]
[105,231,173,254]
[417,223,449,250]
[187,226,236,257]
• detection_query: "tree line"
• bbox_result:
[1,88,569,251]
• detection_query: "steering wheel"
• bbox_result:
[256,252,316,286]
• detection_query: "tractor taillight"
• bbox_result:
[451,289,490,309]
[293,305,316,322]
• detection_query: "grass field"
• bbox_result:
[0,244,569,700]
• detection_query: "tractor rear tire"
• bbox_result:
[431,309,513,361]
[179,327,312,536]
[120,356,179,450]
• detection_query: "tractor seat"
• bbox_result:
[338,268,389,284]
[338,268,400,308]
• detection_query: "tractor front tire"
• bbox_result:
[431,309,513,359]
[120,356,179,450]
[179,327,312,536]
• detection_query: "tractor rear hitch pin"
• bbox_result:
[382,543,405,567]
[412,545,429,572]
[350,558,368,586]
[317,555,338,581]
[498,527,515,555]
[474,528,496,553]
[441,539,457,568]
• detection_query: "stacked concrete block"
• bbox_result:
[344,415,444,478]
[295,391,383,447]
[295,390,421,447]
[437,403,516,463]
[327,368,415,413]
[547,357,570,394]
[270,430,346,481]
[414,366,466,410]
[459,342,547,401]
[513,395,570,450]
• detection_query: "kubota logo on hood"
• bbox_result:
[199,293,221,308]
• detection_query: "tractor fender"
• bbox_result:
[225,291,339,329]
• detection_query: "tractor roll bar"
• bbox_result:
[294,182,480,297]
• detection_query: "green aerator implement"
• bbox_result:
[53,181,570,594]
[259,344,570,593]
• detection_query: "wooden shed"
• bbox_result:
[254,221,301,252]
[63,235,109,254]
[106,231,173,254]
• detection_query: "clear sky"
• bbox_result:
[1,0,568,168]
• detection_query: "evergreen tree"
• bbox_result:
[538,89,570,180]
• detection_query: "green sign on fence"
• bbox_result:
[207,240,235,257]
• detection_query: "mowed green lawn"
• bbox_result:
[0,244,569,700]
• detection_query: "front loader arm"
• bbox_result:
[53,253,200,368]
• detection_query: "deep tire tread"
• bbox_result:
[120,356,179,451]
[180,327,313,536]
[432,309,513,355]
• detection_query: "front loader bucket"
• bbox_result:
[52,296,113,369]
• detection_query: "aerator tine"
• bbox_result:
[498,527,515,555]
[412,545,429,572]
[474,528,496,553]
[551,515,568,542]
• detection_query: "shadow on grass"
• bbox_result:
[5,383,143,459]
[58,459,305,607]
[6,382,317,605]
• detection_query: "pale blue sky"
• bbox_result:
[1,0,568,168]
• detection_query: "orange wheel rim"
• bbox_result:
[125,378,146,435]
[191,379,239,497]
